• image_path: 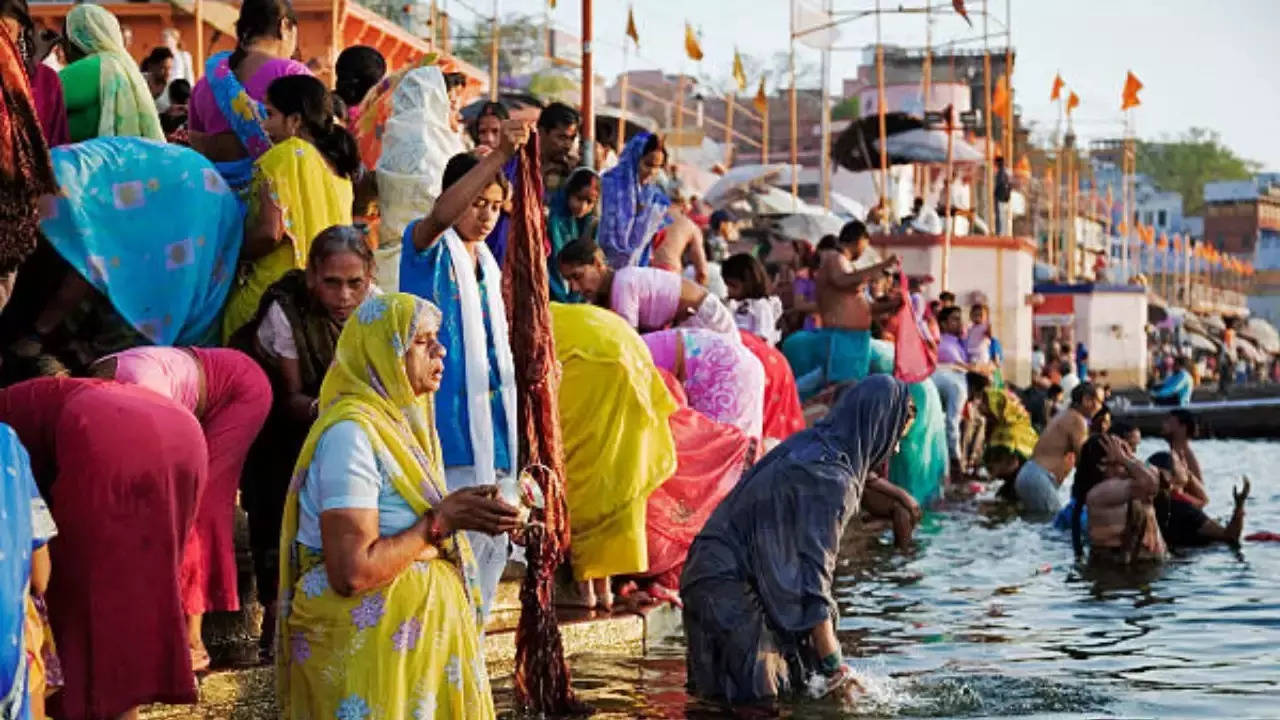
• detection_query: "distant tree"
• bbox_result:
[831,96,859,120]
[451,13,545,80]
[1137,127,1261,216]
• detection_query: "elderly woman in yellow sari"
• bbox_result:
[223,74,358,341]
[276,292,518,719]
[550,303,677,610]
[59,4,162,142]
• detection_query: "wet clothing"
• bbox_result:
[1015,459,1061,514]
[681,376,912,704]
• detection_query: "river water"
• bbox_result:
[494,439,1280,718]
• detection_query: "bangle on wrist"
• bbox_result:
[423,510,447,544]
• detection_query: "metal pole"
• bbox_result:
[789,0,799,208]
[580,0,593,169]
[489,0,499,101]
[875,0,888,212]
[982,0,993,233]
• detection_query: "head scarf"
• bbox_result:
[275,292,484,698]
[597,132,670,268]
[64,5,163,141]
[0,30,55,274]
[374,66,467,249]
[816,374,915,477]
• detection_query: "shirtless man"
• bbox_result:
[557,238,737,337]
[650,190,709,285]
[1083,434,1166,564]
[1015,382,1104,514]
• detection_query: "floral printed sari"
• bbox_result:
[204,51,273,192]
[277,293,494,720]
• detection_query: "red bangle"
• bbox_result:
[424,510,447,545]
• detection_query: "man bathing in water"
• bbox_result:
[1078,433,1166,564]
[1016,383,1104,514]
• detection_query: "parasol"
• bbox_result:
[1244,317,1280,354]
[875,128,985,164]
[703,163,791,208]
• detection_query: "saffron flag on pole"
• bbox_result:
[753,77,767,114]
[1050,73,1064,101]
[1122,70,1143,110]
[732,49,747,92]
[684,22,703,61]
[625,6,638,46]
[1066,91,1080,116]
[953,0,972,27]
[991,73,1011,122]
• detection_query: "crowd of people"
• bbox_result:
[0,0,1255,716]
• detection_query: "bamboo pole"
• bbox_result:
[618,70,628,153]
[489,0,499,101]
[194,0,204,79]
[1003,0,1013,234]
[330,0,341,69]
[580,0,593,168]
[762,97,770,164]
[922,1,931,109]
[982,0,993,234]
[789,0,799,208]
[724,91,736,166]
[819,0,832,210]
[875,0,888,212]
[942,107,956,289]
[675,73,686,163]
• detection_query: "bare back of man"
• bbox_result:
[1087,477,1164,560]
[1030,408,1088,483]
[651,212,708,283]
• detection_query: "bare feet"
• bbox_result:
[592,577,614,611]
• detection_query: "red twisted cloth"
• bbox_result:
[502,133,587,715]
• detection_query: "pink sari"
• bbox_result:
[643,328,766,438]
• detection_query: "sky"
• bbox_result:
[447,0,1280,169]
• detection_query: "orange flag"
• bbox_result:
[1122,70,1143,110]
[753,76,767,114]
[953,0,973,26]
[1015,155,1030,177]
[1050,73,1064,101]
[625,6,639,46]
[991,73,1011,123]
[684,22,703,61]
[1066,91,1080,115]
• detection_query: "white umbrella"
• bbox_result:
[1244,317,1280,354]
[703,163,791,208]
[769,212,847,246]
[1183,332,1217,354]
[1234,336,1265,364]
[829,191,867,220]
[874,128,984,164]
[750,186,818,215]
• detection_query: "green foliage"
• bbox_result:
[1137,128,1261,216]
[832,96,860,121]
[450,12,545,79]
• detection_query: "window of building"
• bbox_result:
[1157,210,1167,227]
[1218,234,1226,250]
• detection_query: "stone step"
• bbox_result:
[141,584,680,719]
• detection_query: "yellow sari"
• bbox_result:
[276,292,494,720]
[985,387,1039,460]
[223,137,353,341]
[550,303,678,581]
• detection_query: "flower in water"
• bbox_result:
[391,617,423,652]
[350,592,386,630]
[336,694,371,720]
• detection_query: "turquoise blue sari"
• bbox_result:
[781,328,872,399]
[40,137,243,345]
[0,424,37,720]
[205,51,272,194]
[871,339,947,506]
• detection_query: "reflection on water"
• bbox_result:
[496,440,1280,718]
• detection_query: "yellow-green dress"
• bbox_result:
[223,136,353,341]
[276,293,494,720]
[550,303,678,581]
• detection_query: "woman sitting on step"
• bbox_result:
[276,292,517,720]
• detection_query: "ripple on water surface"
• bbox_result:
[495,440,1280,717]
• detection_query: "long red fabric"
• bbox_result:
[642,370,754,589]
[893,273,936,383]
[502,135,583,714]
[0,378,203,720]
[738,330,805,443]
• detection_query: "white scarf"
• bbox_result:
[444,229,518,485]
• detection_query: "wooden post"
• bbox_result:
[580,0,593,168]
[330,0,342,70]
[982,0,993,234]
[489,0,500,101]
[1004,0,1013,227]
[789,0,798,208]
[194,0,204,79]
[762,97,769,164]
[617,63,629,154]
[942,106,955,289]
[875,1,888,212]
[724,93,735,166]
[429,0,438,51]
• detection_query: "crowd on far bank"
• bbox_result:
[0,0,1261,717]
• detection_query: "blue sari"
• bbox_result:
[40,137,243,345]
[0,425,37,720]
[204,51,273,194]
[597,133,670,268]
[870,340,947,505]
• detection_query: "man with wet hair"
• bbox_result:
[1015,382,1104,514]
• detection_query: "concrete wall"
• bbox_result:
[872,234,1037,387]
[1075,291,1148,388]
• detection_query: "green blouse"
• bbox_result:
[60,55,102,142]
